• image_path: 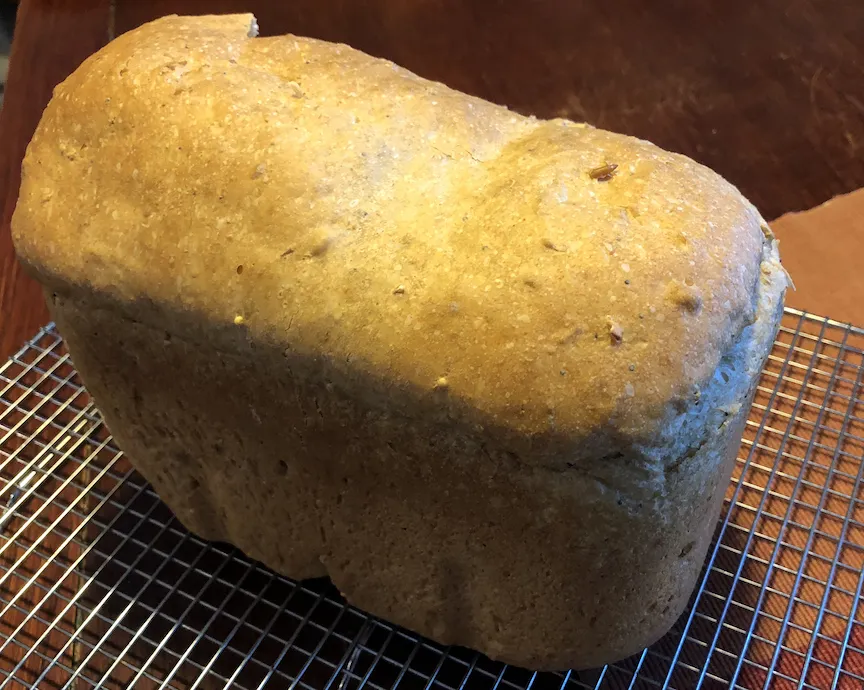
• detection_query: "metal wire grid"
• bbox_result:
[0,308,862,690]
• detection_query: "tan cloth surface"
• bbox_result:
[772,189,864,328]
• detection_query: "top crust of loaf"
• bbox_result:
[13,14,786,472]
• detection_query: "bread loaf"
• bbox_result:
[12,14,788,670]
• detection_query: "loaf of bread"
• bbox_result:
[13,14,788,670]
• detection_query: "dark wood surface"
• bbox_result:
[1,0,863,358]
[0,0,110,360]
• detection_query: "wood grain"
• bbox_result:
[0,0,110,360]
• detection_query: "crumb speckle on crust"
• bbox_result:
[542,238,567,252]
[588,163,618,181]
[607,317,624,345]
[666,280,704,315]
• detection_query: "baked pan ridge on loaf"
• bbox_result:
[12,13,788,670]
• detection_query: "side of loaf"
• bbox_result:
[12,14,788,670]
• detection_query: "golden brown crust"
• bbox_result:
[13,14,788,669]
[15,13,776,455]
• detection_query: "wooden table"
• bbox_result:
[1,0,863,360]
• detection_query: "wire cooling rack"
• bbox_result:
[1,308,863,690]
